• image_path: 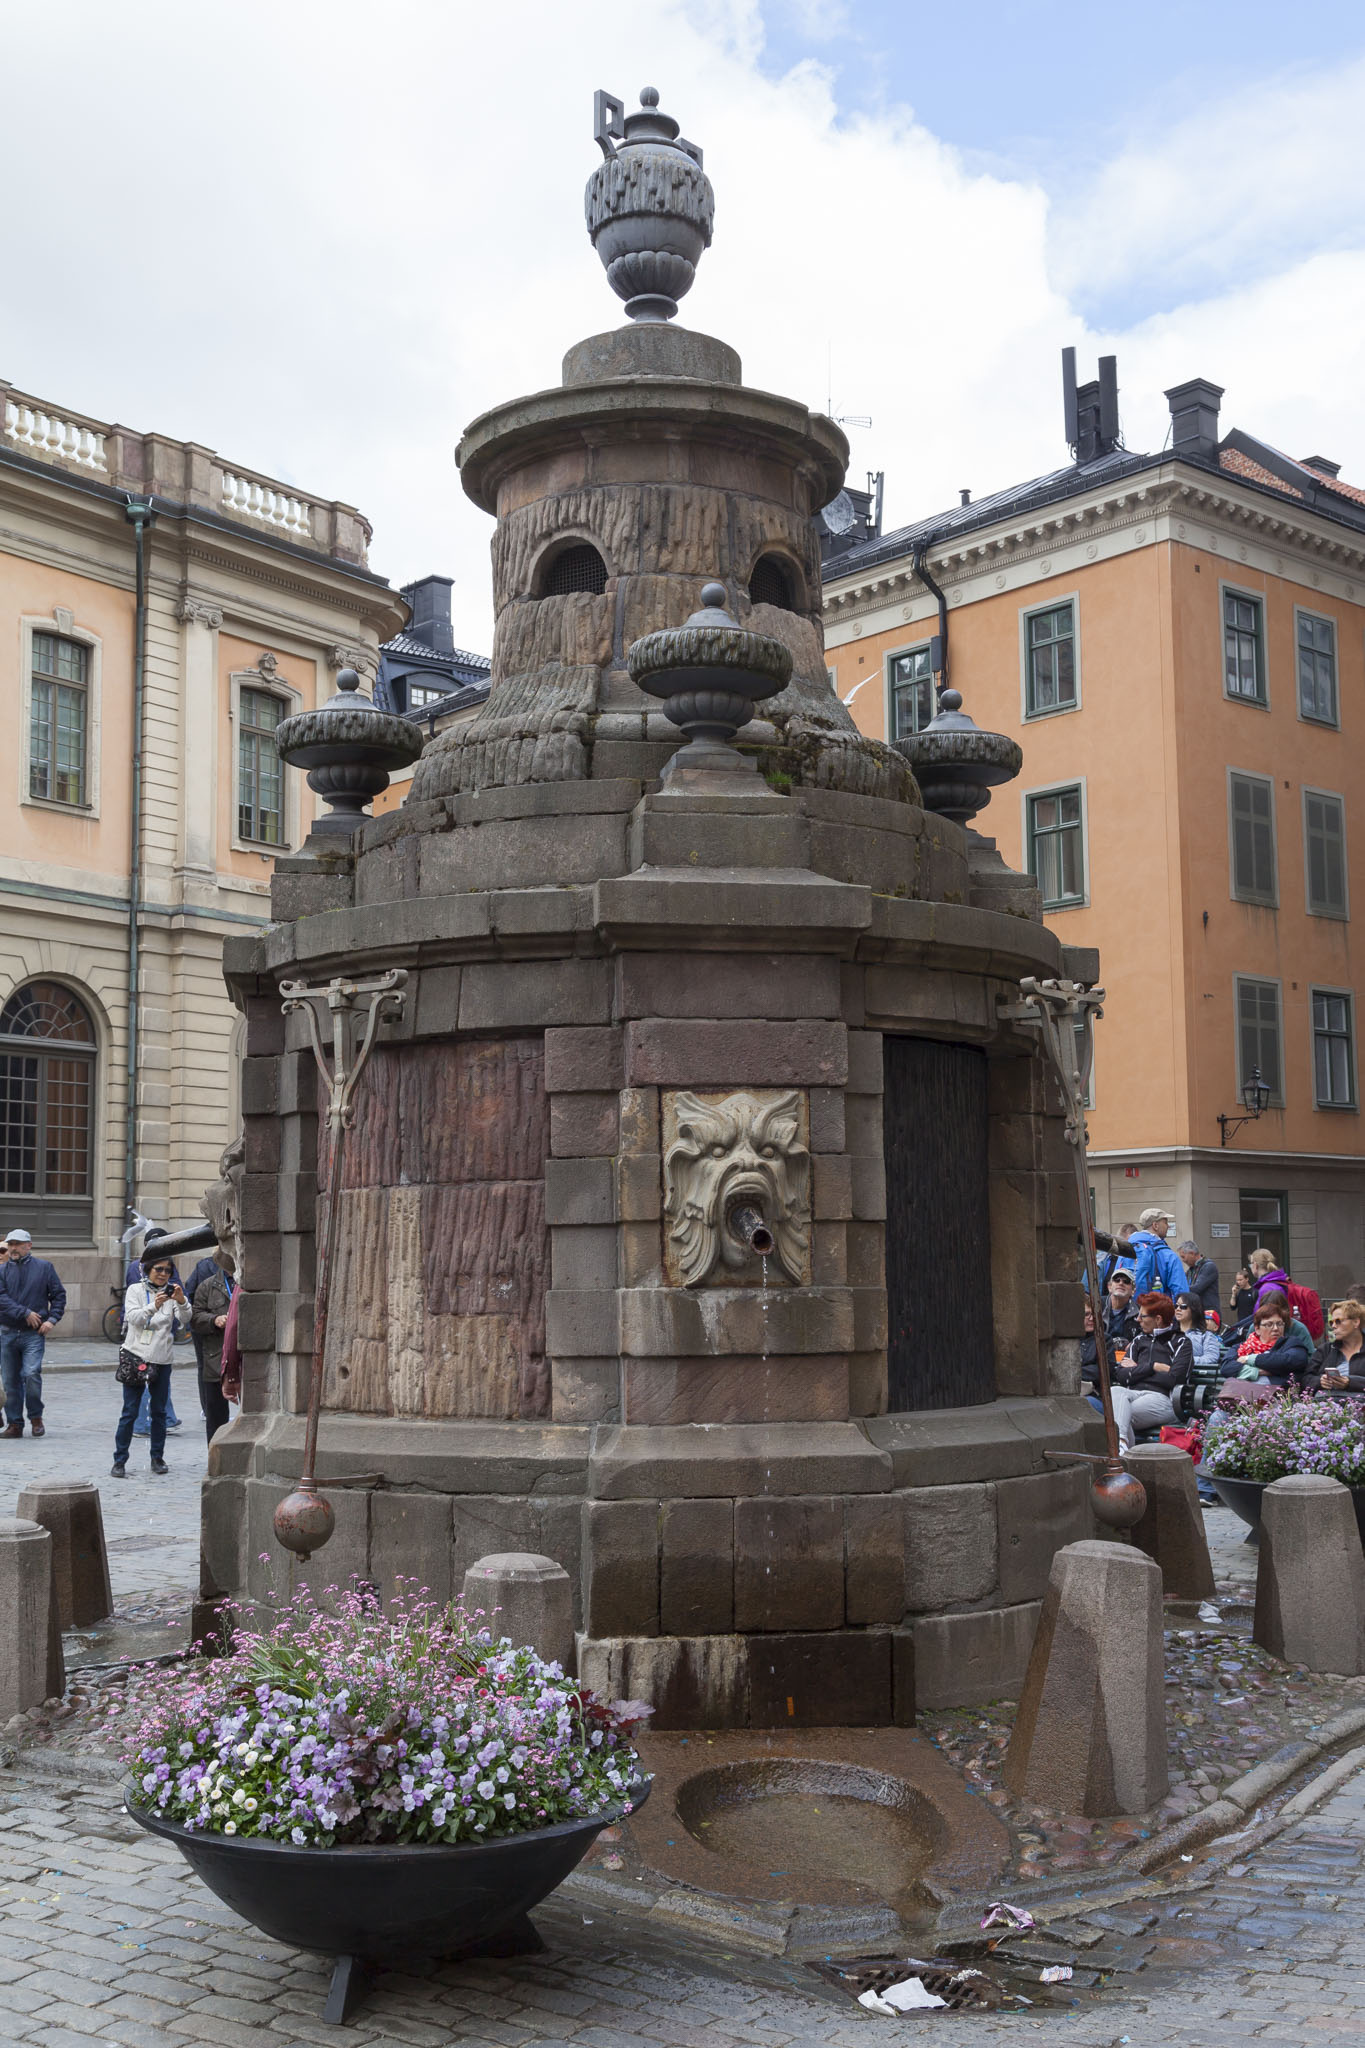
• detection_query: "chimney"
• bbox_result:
[400,575,455,656]
[1063,348,1122,462]
[1165,378,1223,463]
[1301,455,1341,479]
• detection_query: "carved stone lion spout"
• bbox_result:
[663,1089,811,1288]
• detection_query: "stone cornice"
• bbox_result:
[823,463,1365,631]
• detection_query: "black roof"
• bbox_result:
[822,430,1365,586]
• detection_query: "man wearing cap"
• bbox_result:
[1131,1208,1186,1300]
[0,1230,66,1439]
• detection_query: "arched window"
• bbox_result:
[0,981,96,1244]
[748,553,802,611]
[537,542,608,597]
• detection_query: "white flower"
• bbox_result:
[503,1792,517,1810]
[478,1780,495,1799]
[244,1751,259,1768]
[495,1765,510,1784]
[244,1798,258,1814]
[291,1827,306,1844]
[232,1789,247,1806]
[223,1821,238,1835]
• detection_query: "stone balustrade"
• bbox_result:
[0,377,371,566]
[4,395,107,471]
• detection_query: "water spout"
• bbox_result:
[728,1202,774,1257]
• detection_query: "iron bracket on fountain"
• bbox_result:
[999,976,1147,1532]
[272,969,408,1560]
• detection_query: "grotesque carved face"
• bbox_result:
[663,1089,810,1288]
[202,1133,245,1274]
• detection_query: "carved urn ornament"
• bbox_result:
[275,669,424,839]
[663,1089,811,1288]
[587,86,714,322]
[893,689,1023,829]
[627,581,792,779]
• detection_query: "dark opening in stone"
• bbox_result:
[538,541,608,596]
[748,552,800,611]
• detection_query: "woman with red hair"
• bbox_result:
[1108,1292,1191,1449]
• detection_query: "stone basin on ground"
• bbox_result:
[594,1726,1009,1944]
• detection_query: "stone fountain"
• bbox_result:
[211,87,1099,1733]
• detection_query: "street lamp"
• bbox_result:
[1218,1066,1272,1148]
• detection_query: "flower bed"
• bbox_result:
[1203,1391,1365,1486]
[117,1580,647,1848]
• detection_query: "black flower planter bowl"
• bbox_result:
[1206,1471,1365,1549]
[127,1777,651,2022]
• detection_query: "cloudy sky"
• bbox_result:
[3,0,1362,653]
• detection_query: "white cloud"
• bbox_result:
[0,1,1361,659]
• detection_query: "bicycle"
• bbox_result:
[101,1286,124,1346]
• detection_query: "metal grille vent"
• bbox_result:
[748,553,796,610]
[540,544,607,596]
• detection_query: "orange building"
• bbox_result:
[823,364,1365,1295]
[0,377,404,1329]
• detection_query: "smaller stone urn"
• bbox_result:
[586,87,714,322]
[627,581,792,781]
[275,669,425,839]
[892,689,1022,827]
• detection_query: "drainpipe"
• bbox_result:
[911,537,949,699]
[122,495,157,1242]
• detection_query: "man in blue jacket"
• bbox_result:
[1130,1208,1187,1301]
[0,1229,66,1438]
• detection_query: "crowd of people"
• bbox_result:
[1082,1204,1365,1450]
[0,1224,240,1476]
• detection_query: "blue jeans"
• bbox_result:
[0,1328,45,1424]
[114,1368,170,1463]
[133,1379,179,1433]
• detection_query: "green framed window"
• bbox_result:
[238,687,285,845]
[1236,976,1282,1105]
[1224,590,1266,704]
[1024,602,1076,716]
[1297,611,1338,725]
[1027,785,1085,908]
[29,632,89,806]
[1228,772,1277,905]
[1304,790,1347,918]
[889,647,934,738]
[1312,989,1356,1109]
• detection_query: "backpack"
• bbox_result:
[1285,1281,1324,1341]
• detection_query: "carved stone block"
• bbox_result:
[661,1088,811,1288]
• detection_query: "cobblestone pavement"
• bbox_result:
[1,1747,1365,2046]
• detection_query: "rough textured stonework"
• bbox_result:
[319,1040,549,1418]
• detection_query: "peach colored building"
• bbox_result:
[823,366,1365,1296]
[0,378,404,1330]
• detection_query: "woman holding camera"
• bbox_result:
[111,1253,190,1477]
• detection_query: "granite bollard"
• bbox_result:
[462,1553,574,1673]
[1122,1442,1216,1603]
[16,1479,113,1629]
[0,1517,64,1718]
[1253,1473,1365,1674]
[1003,1539,1167,1815]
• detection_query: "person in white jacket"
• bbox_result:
[111,1253,190,1477]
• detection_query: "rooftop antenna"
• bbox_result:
[1062,346,1079,455]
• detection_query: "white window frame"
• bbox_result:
[1018,592,1081,722]
[1309,984,1358,1113]
[1294,606,1339,729]
[1302,784,1349,921]
[1226,766,1278,908]
[1022,775,1089,911]
[1234,972,1284,1108]
[1220,580,1269,709]
[229,669,302,855]
[884,641,935,741]
[19,613,102,819]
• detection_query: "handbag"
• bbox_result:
[115,1347,159,1388]
[1159,1423,1202,1458]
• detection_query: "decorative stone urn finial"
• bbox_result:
[587,87,714,322]
[627,579,792,781]
[892,687,1023,829]
[275,669,425,840]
